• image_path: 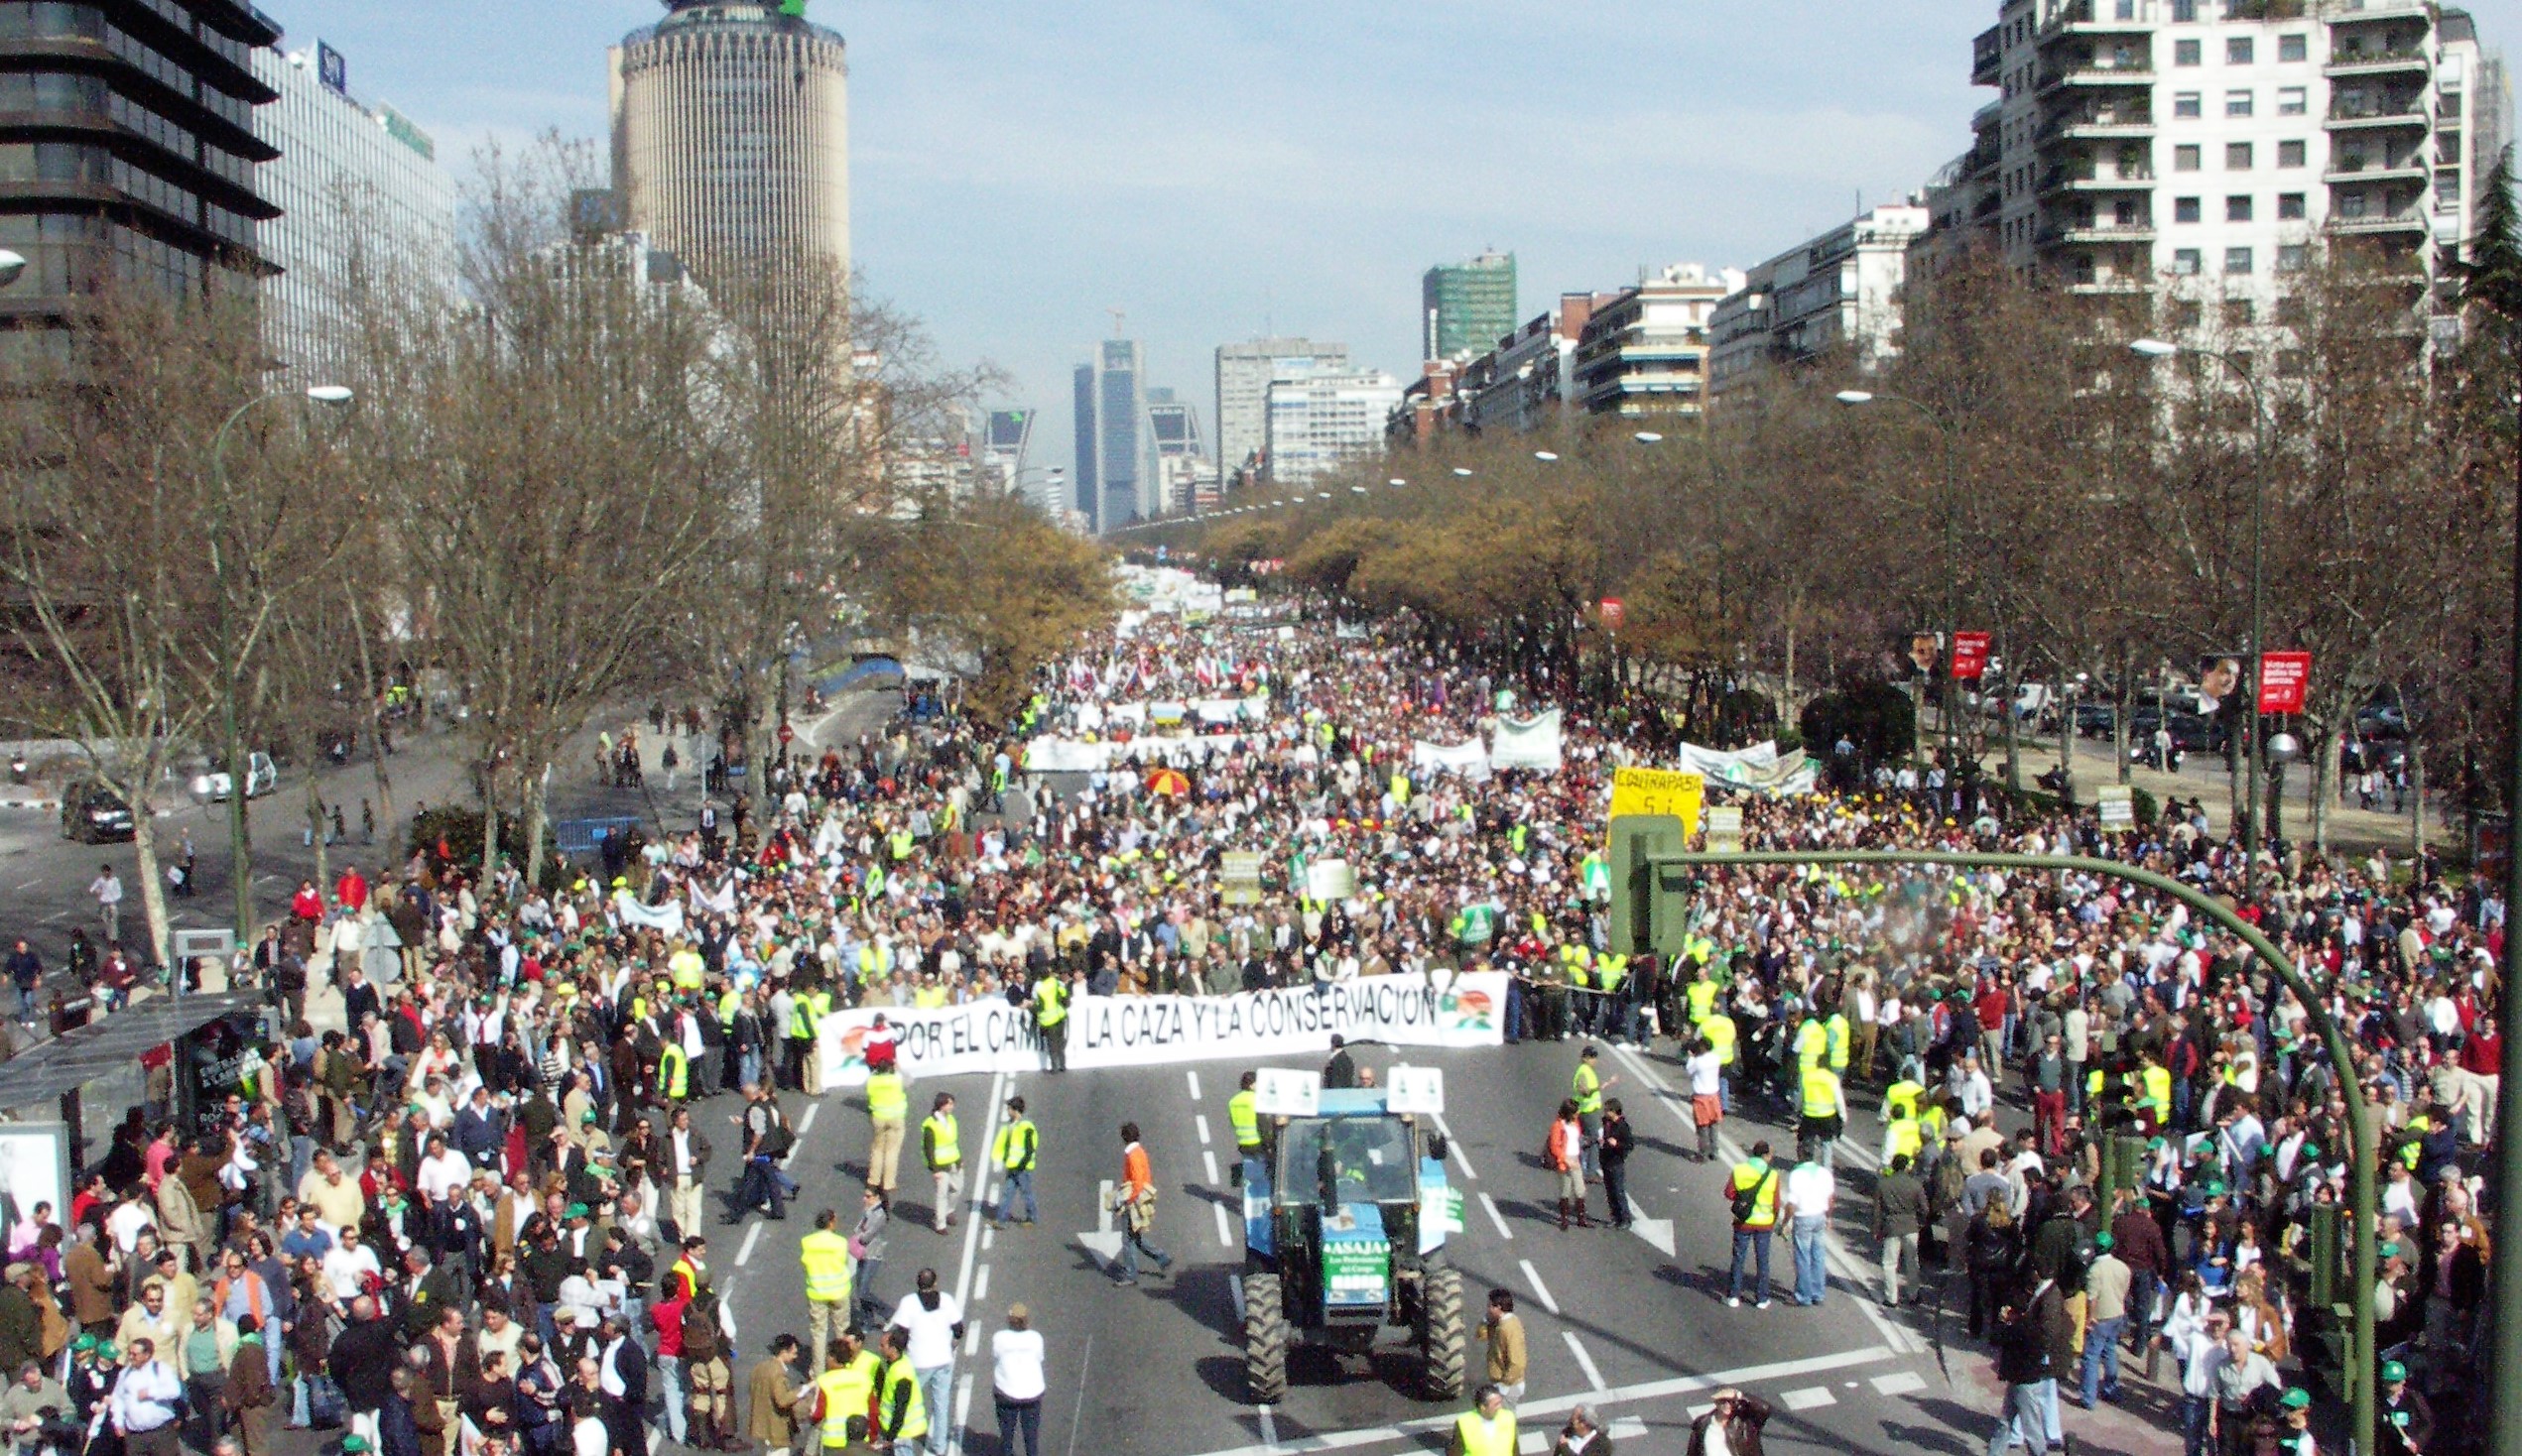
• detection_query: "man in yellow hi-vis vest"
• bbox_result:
[1572,1046,1618,1181]
[1724,1140,1783,1307]
[1798,1063,1843,1167]
[876,1327,928,1450]
[920,1092,962,1234]
[864,1066,908,1194]
[1227,1070,1264,1185]
[799,1208,854,1361]
[990,1095,1039,1227]
[1447,1386,1515,1456]
[812,1333,881,1450]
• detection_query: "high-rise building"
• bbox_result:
[1213,337,1349,481]
[1925,0,2509,305]
[609,0,849,289]
[253,37,453,376]
[981,407,1036,500]
[1422,250,1517,363]
[1146,388,1217,515]
[1266,369,1404,484]
[1708,202,1930,402]
[1073,337,1156,533]
[0,0,281,348]
[1571,263,1743,420]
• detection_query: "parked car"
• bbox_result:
[2075,703,2118,739]
[189,750,277,802]
[60,779,135,842]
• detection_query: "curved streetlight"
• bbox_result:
[1349,485,1368,494]
[1632,431,1665,444]
[1450,466,1474,478]
[1388,477,1408,487]
[0,249,27,290]
[1533,450,1561,462]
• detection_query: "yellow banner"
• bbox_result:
[1608,767,1703,837]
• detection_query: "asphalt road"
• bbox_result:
[694,1034,1975,1456]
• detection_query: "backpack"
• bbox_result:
[1728,1166,1777,1226]
[683,1293,722,1363]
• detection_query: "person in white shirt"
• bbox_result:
[1783,1158,1835,1307]
[1684,1042,1724,1160]
[320,1228,381,1304]
[88,868,123,946]
[989,1304,1047,1456]
[416,1135,473,1204]
[1952,1051,1995,1122]
[106,1340,183,1456]
[889,1271,963,1456]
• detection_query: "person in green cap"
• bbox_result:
[2376,1360,2432,1456]
[2275,1387,2315,1455]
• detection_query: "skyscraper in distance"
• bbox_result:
[1072,365,1100,526]
[1214,338,1349,482]
[1423,250,1516,363]
[609,0,849,288]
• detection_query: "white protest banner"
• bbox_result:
[819,972,1509,1086]
[1489,709,1564,772]
[1705,804,1745,853]
[1306,858,1356,901]
[1669,740,1817,795]
[1024,739,1110,774]
[612,891,684,937]
[1411,738,1492,781]
[2096,785,2135,828]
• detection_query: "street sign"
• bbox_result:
[1598,598,1625,632]
[2258,652,2311,714]
[1609,767,1703,837]
[2095,785,2135,828]
[1252,1067,1321,1118]
[777,722,795,746]
[1952,631,1992,681]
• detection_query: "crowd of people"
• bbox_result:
[2,575,2501,1456]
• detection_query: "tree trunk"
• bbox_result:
[132,801,172,973]
[2003,666,2021,790]
[2308,718,2333,853]
[224,723,253,946]
[2409,740,2427,862]
[2114,676,2134,787]
[346,596,395,827]
[1782,619,1799,728]
[524,765,551,896]
[480,767,501,881]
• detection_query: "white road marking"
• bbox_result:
[1478,1192,1513,1241]
[1608,1419,1646,1441]
[962,1322,981,1358]
[974,1264,991,1301]
[1562,1332,1607,1393]
[1431,1112,1477,1181]
[1213,1200,1235,1247]
[1229,1274,1245,1323]
[734,1220,764,1267]
[647,1429,661,1454]
[1871,1371,1929,1396]
[947,1068,1009,1456]
[1782,1386,1837,1411]
[1254,1405,1278,1451]
[1178,1345,1902,1456]
[982,1226,995,1252]
[11,879,38,893]
[1203,1150,1220,1183]
[796,1103,820,1138]
[1516,1258,1559,1315]
[1188,1070,1202,1101]
[1197,1115,1213,1146]
[951,1373,974,1456]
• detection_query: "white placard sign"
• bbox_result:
[0,1125,69,1235]
[1306,859,1356,901]
[1384,1065,1445,1116]
[2096,786,2135,828]
[1252,1067,1322,1118]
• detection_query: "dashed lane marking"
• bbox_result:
[1214,1200,1235,1247]
[1188,1069,1202,1101]
[1782,1386,1837,1411]
[1431,1112,1477,1181]
[734,1219,764,1267]
[1203,1150,1220,1184]
[974,1264,991,1302]
[1562,1332,1607,1393]
[1871,1371,1929,1396]
[1190,1345,1901,1456]
[1478,1192,1514,1241]
[1197,1115,1213,1146]
[951,1374,974,1456]
[1516,1259,1560,1315]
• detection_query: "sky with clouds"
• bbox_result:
[289,0,2522,477]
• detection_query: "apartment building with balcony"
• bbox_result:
[1922,0,2508,305]
[1708,201,1931,402]
[1570,263,1743,421]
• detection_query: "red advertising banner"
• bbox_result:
[2258,651,2311,714]
[1951,631,1992,681]
[1598,598,1625,632]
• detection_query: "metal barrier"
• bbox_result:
[553,816,646,855]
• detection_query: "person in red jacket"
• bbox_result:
[291,882,324,923]
[2455,1014,2501,1146]
[334,867,370,914]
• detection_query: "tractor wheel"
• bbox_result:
[1420,1263,1465,1401]
[1244,1272,1289,1402]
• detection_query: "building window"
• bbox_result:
[2176,196,2204,222]
[2227,142,2254,170]
[2278,139,2308,168]
[2226,90,2254,118]
[2176,38,2203,65]
[2173,248,2203,275]
[2279,33,2308,62]
[2223,300,2255,326]
[2278,192,2307,219]
[2176,301,2204,327]
[2225,246,2254,274]
[2340,190,2368,219]
[2176,144,2203,171]
[2227,195,2254,221]
[2176,91,2204,118]
[2173,0,2198,19]
[2439,171,2462,204]
[2277,244,2309,271]
[2227,37,2254,64]
[2278,86,2308,116]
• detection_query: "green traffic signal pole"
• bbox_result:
[1638,846,2374,1456]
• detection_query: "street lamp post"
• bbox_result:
[2131,337,2271,889]
[207,383,355,960]
[1836,390,1963,771]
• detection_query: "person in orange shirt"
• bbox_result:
[1114,1123,1171,1286]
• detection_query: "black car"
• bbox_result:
[2074,703,2117,739]
[59,778,135,842]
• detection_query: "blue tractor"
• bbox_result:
[1239,1084,1464,1401]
